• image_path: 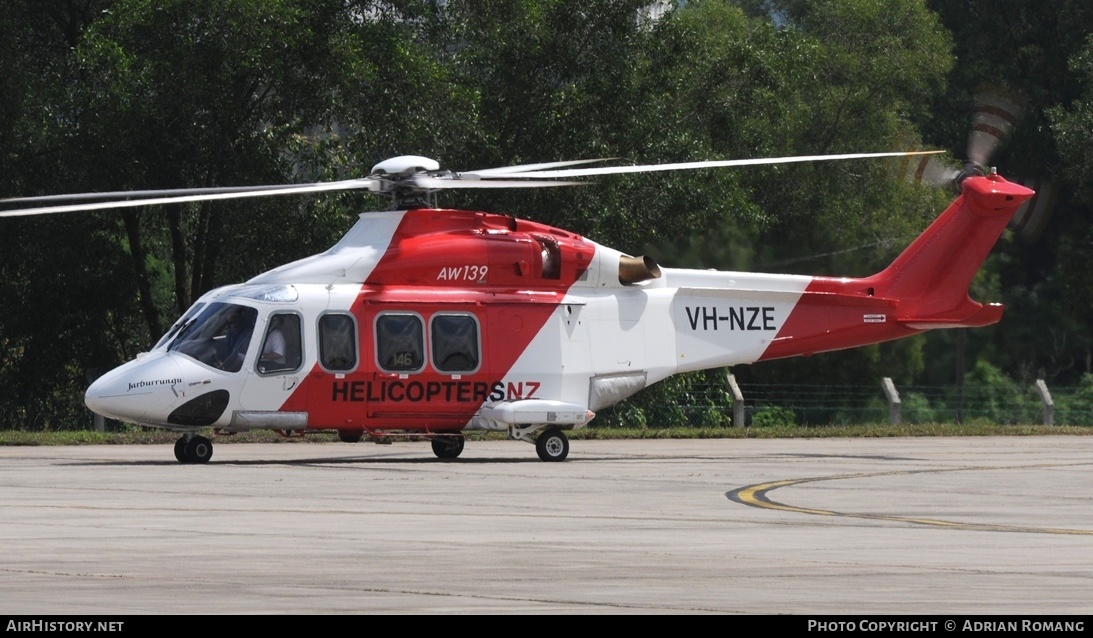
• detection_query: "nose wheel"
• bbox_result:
[174,435,213,464]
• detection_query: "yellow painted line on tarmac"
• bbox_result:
[727,465,1093,536]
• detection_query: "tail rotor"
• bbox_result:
[896,85,1057,242]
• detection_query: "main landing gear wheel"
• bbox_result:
[174,435,213,464]
[431,432,465,460]
[535,428,569,462]
[338,429,364,443]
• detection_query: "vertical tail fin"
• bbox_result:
[862,174,1034,327]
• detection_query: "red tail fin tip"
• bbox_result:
[863,174,1033,327]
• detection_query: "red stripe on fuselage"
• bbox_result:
[279,209,594,432]
[759,278,916,361]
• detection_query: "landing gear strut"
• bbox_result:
[509,424,573,462]
[174,434,213,464]
[430,432,465,459]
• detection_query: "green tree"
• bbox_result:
[694,1,954,393]
[922,0,1093,387]
[70,0,367,317]
[0,0,148,429]
[0,1,376,428]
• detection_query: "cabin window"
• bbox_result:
[257,313,303,375]
[375,313,425,373]
[319,313,357,372]
[431,314,480,373]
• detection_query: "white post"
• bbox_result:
[1034,379,1054,426]
[726,373,745,428]
[882,377,901,426]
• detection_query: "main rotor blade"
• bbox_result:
[487,150,946,179]
[0,179,380,217]
[413,176,584,189]
[466,158,613,177]
[0,183,323,205]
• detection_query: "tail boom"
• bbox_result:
[759,174,1032,361]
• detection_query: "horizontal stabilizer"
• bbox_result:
[899,301,1004,329]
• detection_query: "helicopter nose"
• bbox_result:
[85,353,186,425]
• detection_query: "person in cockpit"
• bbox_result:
[218,307,253,372]
[259,315,287,370]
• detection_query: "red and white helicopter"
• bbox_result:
[1,147,1032,463]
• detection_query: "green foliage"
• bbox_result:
[1049,34,1093,204]
[901,391,938,425]
[751,406,796,428]
[595,369,731,428]
[962,360,1038,425]
[1056,374,1093,426]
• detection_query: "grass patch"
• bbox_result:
[575,423,1091,439]
[0,429,310,446]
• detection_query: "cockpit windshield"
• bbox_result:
[168,302,258,373]
[154,302,206,350]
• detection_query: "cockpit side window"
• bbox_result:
[431,314,480,373]
[319,313,357,372]
[258,313,303,375]
[375,313,425,373]
[168,302,257,373]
